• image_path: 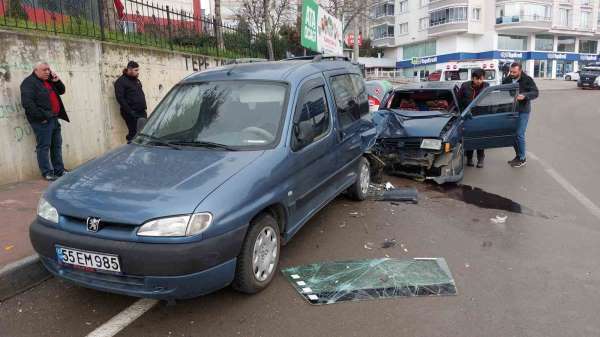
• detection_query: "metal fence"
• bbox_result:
[0,0,267,59]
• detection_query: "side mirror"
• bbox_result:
[136,118,147,134]
[292,122,315,150]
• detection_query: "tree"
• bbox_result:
[214,0,225,50]
[6,0,28,20]
[235,0,293,59]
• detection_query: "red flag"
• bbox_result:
[114,0,125,20]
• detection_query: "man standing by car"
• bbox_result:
[114,61,147,143]
[457,69,489,168]
[20,62,70,181]
[502,62,539,168]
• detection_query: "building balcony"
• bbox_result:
[495,15,552,33]
[428,20,468,37]
[427,0,468,11]
[371,35,396,47]
[368,15,396,26]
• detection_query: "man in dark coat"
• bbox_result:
[502,62,539,168]
[114,61,147,143]
[457,69,490,168]
[20,62,70,181]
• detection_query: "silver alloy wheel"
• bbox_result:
[359,162,370,195]
[252,226,278,282]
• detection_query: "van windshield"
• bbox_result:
[137,81,288,149]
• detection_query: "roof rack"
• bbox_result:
[283,55,351,62]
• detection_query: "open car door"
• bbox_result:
[461,83,519,151]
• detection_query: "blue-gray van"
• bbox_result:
[30,57,377,300]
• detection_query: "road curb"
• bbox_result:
[0,254,50,301]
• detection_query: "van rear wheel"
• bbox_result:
[348,157,370,201]
[232,213,280,294]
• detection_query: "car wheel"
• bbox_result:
[348,157,370,201]
[565,75,571,81]
[232,213,280,294]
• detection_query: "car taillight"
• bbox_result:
[368,96,380,107]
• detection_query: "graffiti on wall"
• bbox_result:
[183,56,228,72]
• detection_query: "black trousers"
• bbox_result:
[466,149,485,161]
[121,112,140,143]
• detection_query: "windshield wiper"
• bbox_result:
[136,133,182,150]
[169,140,237,151]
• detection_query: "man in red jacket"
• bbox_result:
[20,62,70,181]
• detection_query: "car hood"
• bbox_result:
[373,109,454,139]
[46,145,264,225]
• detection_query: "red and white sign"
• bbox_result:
[345,33,363,48]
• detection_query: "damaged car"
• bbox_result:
[373,82,519,184]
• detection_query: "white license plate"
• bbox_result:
[56,246,121,273]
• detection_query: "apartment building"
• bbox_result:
[369,0,600,79]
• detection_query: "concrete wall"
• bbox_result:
[0,29,228,185]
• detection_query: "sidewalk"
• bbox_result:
[0,179,47,267]
[0,179,51,300]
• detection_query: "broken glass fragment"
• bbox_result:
[281,258,456,305]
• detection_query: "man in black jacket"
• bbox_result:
[457,69,490,168]
[501,62,539,168]
[20,62,70,181]
[114,61,147,143]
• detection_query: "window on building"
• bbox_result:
[399,0,408,13]
[579,40,597,54]
[498,35,528,51]
[557,36,575,52]
[471,8,481,21]
[403,40,437,59]
[419,17,429,30]
[559,8,571,26]
[535,35,554,51]
[581,11,592,29]
[372,24,394,40]
[429,7,468,27]
[371,2,395,18]
[398,22,408,35]
[420,0,429,7]
[496,3,551,23]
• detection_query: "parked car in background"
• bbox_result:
[564,70,579,81]
[578,66,600,88]
[30,57,377,300]
[366,80,393,112]
[373,82,519,184]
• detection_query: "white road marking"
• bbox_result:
[86,298,158,337]
[528,151,600,221]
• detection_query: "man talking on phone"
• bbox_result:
[20,62,70,181]
[502,62,538,168]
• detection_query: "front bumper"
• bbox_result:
[578,80,599,88]
[376,142,464,184]
[30,219,247,299]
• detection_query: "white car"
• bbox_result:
[564,71,580,81]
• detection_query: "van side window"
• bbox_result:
[292,86,330,151]
[330,74,368,129]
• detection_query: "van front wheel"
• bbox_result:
[232,213,280,294]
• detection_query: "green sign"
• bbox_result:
[300,0,342,55]
[411,57,420,65]
[301,0,318,52]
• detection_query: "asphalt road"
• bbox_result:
[1,80,599,337]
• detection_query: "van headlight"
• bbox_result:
[37,197,59,223]
[137,213,213,237]
[421,139,442,150]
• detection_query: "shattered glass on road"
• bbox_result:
[281,258,457,305]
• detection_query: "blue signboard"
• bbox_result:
[396,50,600,68]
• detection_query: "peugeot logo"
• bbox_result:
[86,217,101,232]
